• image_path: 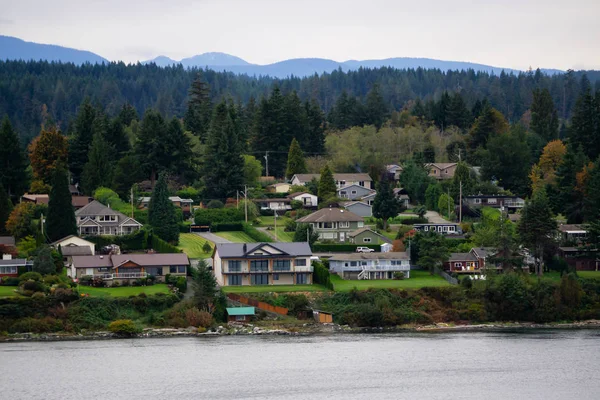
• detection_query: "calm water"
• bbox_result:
[1,331,600,400]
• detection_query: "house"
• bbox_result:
[254,198,292,212]
[342,201,372,218]
[75,200,143,236]
[337,184,375,200]
[69,253,189,284]
[139,196,194,215]
[0,254,29,281]
[329,252,411,280]
[290,173,373,190]
[413,223,462,235]
[226,307,256,322]
[470,247,498,270]
[296,208,365,242]
[51,235,97,266]
[464,195,525,210]
[267,183,291,193]
[21,193,92,210]
[386,164,403,181]
[444,253,480,273]
[213,242,313,287]
[558,224,588,244]
[348,227,392,245]
[427,163,458,180]
[558,247,598,271]
[393,188,411,208]
[287,192,318,208]
[0,236,17,257]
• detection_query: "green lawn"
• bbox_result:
[78,284,171,297]
[221,284,328,293]
[578,271,600,279]
[215,231,257,243]
[330,270,450,291]
[177,233,213,259]
[0,286,19,297]
[259,216,291,227]
[272,227,295,242]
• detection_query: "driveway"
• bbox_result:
[424,210,451,224]
[194,232,232,244]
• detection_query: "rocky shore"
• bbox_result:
[2,320,600,342]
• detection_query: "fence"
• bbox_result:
[434,266,458,285]
[226,293,289,316]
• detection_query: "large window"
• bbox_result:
[228,275,242,286]
[178,266,186,274]
[273,260,291,271]
[339,222,349,228]
[169,266,177,273]
[250,260,269,272]
[0,266,17,274]
[296,273,308,284]
[146,267,162,276]
[228,260,241,272]
[295,259,306,266]
[251,274,269,285]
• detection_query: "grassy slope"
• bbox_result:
[258,216,291,227]
[177,233,214,259]
[78,284,171,297]
[215,231,257,243]
[330,270,450,291]
[578,271,600,279]
[272,227,294,242]
[221,284,328,293]
[0,286,19,297]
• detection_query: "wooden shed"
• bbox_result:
[226,307,256,323]
[312,310,333,324]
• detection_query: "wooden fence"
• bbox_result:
[227,293,289,316]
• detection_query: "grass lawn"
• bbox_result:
[0,286,20,297]
[330,270,450,291]
[177,233,213,259]
[258,216,291,227]
[221,284,328,293]
[578,271,600,279]
[272,227,295,242]
[78,284,171,297]
[215,231,257,243]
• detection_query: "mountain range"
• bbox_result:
[1,34,565,77]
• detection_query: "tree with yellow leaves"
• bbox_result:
[28,126,69,188]
[530,139,567,193]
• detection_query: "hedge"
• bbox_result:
[211,222,244,232]
[84,230,181,254]
[311,244,380,252]
[194,208,245,226]
[312,261,334,290]
[400,217,428,225]
[242,223,273,242]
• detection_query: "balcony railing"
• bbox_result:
[504,201,525,208]
[294,265,314,272]
[94,272,148,280]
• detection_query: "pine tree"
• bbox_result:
[530,88,559,142]
[0,117,28,199]
[148,172,179,244]
[446,93,472,129]
[555,145,588,222]
[184,73,212,141]
[82,132,114,195]
[305,99,325,154]
[68,99,97,184]
[451,162,475,200]
[112,155,143,201]
[203,101,244,200]
[468,104,509,155]
[118,103,138,126]
[134,110,167,185]
[583,157,600,222]
[365,84,388,130]
[317,164,336,202]
[104,117,130,157]
[0,183,12,235]
[46,167,77,242]
[570,85,599,159]
[372,176,404,229]
[283,91,309,148]
[163,117,194,179]
[285,138,307,179]
[33,246,56,275]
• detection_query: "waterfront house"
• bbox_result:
[69,253,189,285]
[386,164,403,182]
[0,236,17,257]
[444,253,480,273]
[254,198,292,212]
[558,247,598,271]
[328,252,411,280]
[226,307,256,322]
[413,223,462,235]
[75,200,143,236]
[296,208,364,242]
[139,196,194,216]
[212,242,313,287]
[21,193,92,210]
[557,224,588,244]
[290,173,373,190]
[0,254,29,281]
[348,227,392,245]
[52,235,96,266]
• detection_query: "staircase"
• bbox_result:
[357,266,370,280]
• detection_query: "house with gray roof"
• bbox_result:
[444,252,480,273]
[329,252,411,280]
[0,254,31,280]
[213,242,313,287]
[290,173,373,189]
[296,207,365,243]
[348,227,392,245]
[342,201,372,218]
[75,200,143,236]
[337,184,375,200]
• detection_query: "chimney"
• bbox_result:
[243,244,247,253]
[2,254,12,260]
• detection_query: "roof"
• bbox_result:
[215,242,313,258]
[72,253,189,269]
[21,194,49,203]
[0,258,28,266]
[51,235,95,246]
[269,183,290,187]
[287,192,313,199]
[0,236,16,246]
[72,196,93,208]
[558,224,588,233]
[76,200,125,217]
[69,184,79,194]
[343,201,371,209]
[427,163,457,170]
[226,307,255,316]
[291,173,372,183]
[71,255,113,268]
[337,183,375,192]
[60,246,93,256]
[386,164,402,172]
[448,252,477,262]
[465,194,522,199]
[348,227,392,244]
[471,247,497,259]
[329,252,410,261]
[139,196,193,204]
[558,246,597,252]
[253,198,291,203]
[297,208,363,223]
[414,223,460,226]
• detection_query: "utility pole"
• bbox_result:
[447,188,451,220]
[274,210,277,241]
[244,185,248,223]
[236,191,239,209]
[40,213,44,236]
[264,151,269,177]
[130,186,134,218]
[459,180,463,223]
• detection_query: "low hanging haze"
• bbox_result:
[1,0,599,70]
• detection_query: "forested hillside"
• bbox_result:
[1,60,599,142]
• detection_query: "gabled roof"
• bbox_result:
[111,253,189,267]
[51,235,95,247]
[72,255,113,268]
[471,247,497,259]
[426,162,457,170]
[119,217,143,227]
[79,217,102,227]
[296,208,363,223]
[215,242,312,258]
[253,198,291,203]
[348,227,392,244]
[72,196,92,208]
[269,183,290,187]
[0,258,28,266]
[448,252,477,262]
[226,307,255,316]
[558,224,588,233]
[61,246,93,257]
[343,201,371,209]
[337,183,375,192]
[76,200,125,217]
[287,192,314,199]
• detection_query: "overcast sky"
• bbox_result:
[1,0,599,70]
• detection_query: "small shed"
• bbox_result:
[312,310,333,324]
[226,307,256,323]
[380,243,393,253]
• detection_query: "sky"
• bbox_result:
[1,0,599,70]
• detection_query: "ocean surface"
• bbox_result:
[1,330,600,400]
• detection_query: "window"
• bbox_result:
[250,260,269,272]
[339,180,346,186]
[350,261,357,267]
[273,259,291,271]
[351,190,357,195]
[340,191,347,196]
[339,222,349,228]
[474,198,481,204]
[455,262,463,268]
[448,226,456,232]
[424,226,429,231]
[295,259,306,266]
[178,266,186,274]
[0,266,17,274]
[322,222,333,229]
[97,267,111,272]
[359,181,364,186]
[363,238,372,243]
[169,266,177,273]
[296,273,308,284]
[251,274,269,285]
[228,275,242,286]
[361,261,367,266]
[235,315,246,321]
[228,260,241,272]
[357,222,364,228]
[488,198,497,204]
[273,274,279,281]
[146,267,162,276]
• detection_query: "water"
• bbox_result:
[1,330,600,400]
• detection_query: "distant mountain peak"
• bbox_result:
[0,35,107,65]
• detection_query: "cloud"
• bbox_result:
[0,19,15,25]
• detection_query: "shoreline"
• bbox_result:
[2,320,600,342]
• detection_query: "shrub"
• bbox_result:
[20,280,46,294]
[393,272,405,280]
[400,217,428,225]
[19,272,43,282]
[2,277,20,286]
[207,200,224,209]
[202,241,212,253]
[43,275,61,285]
[108,319,141,335]
[184,307,213,328]
[9,317,63,333]
[175,277,187,293]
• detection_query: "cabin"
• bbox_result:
[226,307,256,323]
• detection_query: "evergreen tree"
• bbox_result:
[451,161,475,200]
[82,132,114,195]
[192,260,219,312]
[446,93,472,129]
[104,117,130,157]
[317,164,336,202]
[555,145,588,222]
[0,183,12,235]
[583,157,600,222]
[134,109,167,185]
[203,102,244,200]
[518,189,557,276]
[468,104,509,155]
[148,172,179,243]
[184,73,212,141]
[285,138,307,179]
[530,88,559,142]
[0,117,28,198]
[283,91,309,148]
[433,92,451,129]
[372,176,404,229]
[294,223,320,246]
[570,86,599,159]
[304,99,325,154]
[46,167,77,242]
[399,159,432,204]
[163,117,194,179]
[365,84,388,130]
[118,103,138,126]
[414,231,449,275]
[112,155,143,201]
[68,98,97,184]
[33,246,56,275]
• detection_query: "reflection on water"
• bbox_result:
[1,331,600,400]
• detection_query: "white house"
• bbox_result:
[75,200,143,236]
[287,192,318,207]
[290,173,373,189]
[329,252,411,280]
[51,235,96,255]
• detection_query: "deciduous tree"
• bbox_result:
[28,126,68,186]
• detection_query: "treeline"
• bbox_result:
[1,59,599,142]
